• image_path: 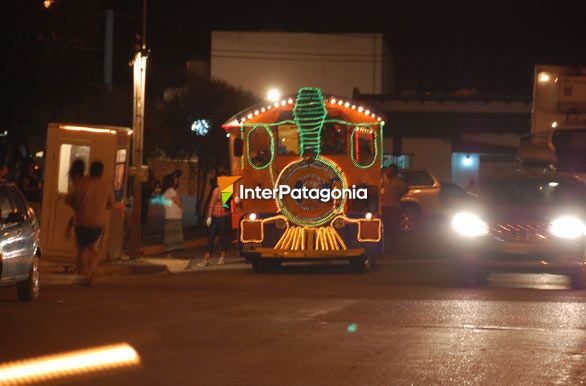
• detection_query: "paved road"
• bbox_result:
[2,253,586,385]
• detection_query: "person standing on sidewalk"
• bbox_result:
[162,174,184,258]
[190,172,231,268]
[65,158,86,273]
[381,164,408,253]
[65,161,114,286]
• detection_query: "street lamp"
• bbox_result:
[128,0,149,259]
[267,88,281,102]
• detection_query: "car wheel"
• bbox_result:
[350,255,373,273]
[400,207,418,233]
[569,267,586,290]
[17,256,40,302]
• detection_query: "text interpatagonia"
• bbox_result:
[239,184,367,203]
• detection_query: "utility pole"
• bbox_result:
[129,0,148,259]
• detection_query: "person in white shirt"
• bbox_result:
[162,174,184,257]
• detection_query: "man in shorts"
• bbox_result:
[66,160,114,286]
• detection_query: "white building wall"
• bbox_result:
[532,64,586,133]
[211,31,391,98]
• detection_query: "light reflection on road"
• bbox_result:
[0,343,140,385]
[486,273,569,290]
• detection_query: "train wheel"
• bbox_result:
[350,255,373,273]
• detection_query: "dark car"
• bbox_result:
[0,183,41,301]
[449,171,586,288]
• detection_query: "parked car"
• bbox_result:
[398,169,474,232]
[450,170,586,288]
[0,183,41,301]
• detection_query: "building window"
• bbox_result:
[57,144,90,193]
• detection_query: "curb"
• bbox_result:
[41,262,169,285]
[140,237,208,256]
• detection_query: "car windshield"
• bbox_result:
[481,177,586,206]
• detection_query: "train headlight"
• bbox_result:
[248,213,257,221]
[451,212,488,237]
[550,216,585,239]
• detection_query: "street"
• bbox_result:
[2,235,586,385]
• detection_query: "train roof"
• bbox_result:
[222,88,386,129]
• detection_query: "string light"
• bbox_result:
[236,96,382,126]
[274,157,347,227]
[246,125,275,171]
[236,88,384,229]
[330,215,382,242]
[240,215,290,243]
[350,126,379,169]
[293,87,328,157]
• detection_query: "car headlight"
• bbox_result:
[451,212,488,237]
[549,216,585,239]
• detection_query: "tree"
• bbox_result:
[146,75,259,219]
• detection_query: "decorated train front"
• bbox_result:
[223,88,384,272]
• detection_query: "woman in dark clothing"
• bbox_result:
[18,157,42,203]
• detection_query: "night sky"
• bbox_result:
[131,0,586,94]
[1,0,585,136]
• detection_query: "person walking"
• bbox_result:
[65,158,86,273]
[65,160,114,286]
[190,172,232,268]
[162,174,184,257]
[381,164,408,254]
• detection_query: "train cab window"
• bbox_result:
[322,123,347,155]
[234,136,243,157]
[57,144,90,193]
[277,124,299,155]
[248,126,272,168]
[352,127,376,167]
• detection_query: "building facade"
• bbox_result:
[356,92,531,186]
[211,31,393,99]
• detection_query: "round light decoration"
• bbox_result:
[191,119,210,136]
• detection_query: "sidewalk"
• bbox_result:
[41,245,247,285]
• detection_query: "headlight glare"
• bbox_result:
[550,216,585,239]
[451,212,488,237]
